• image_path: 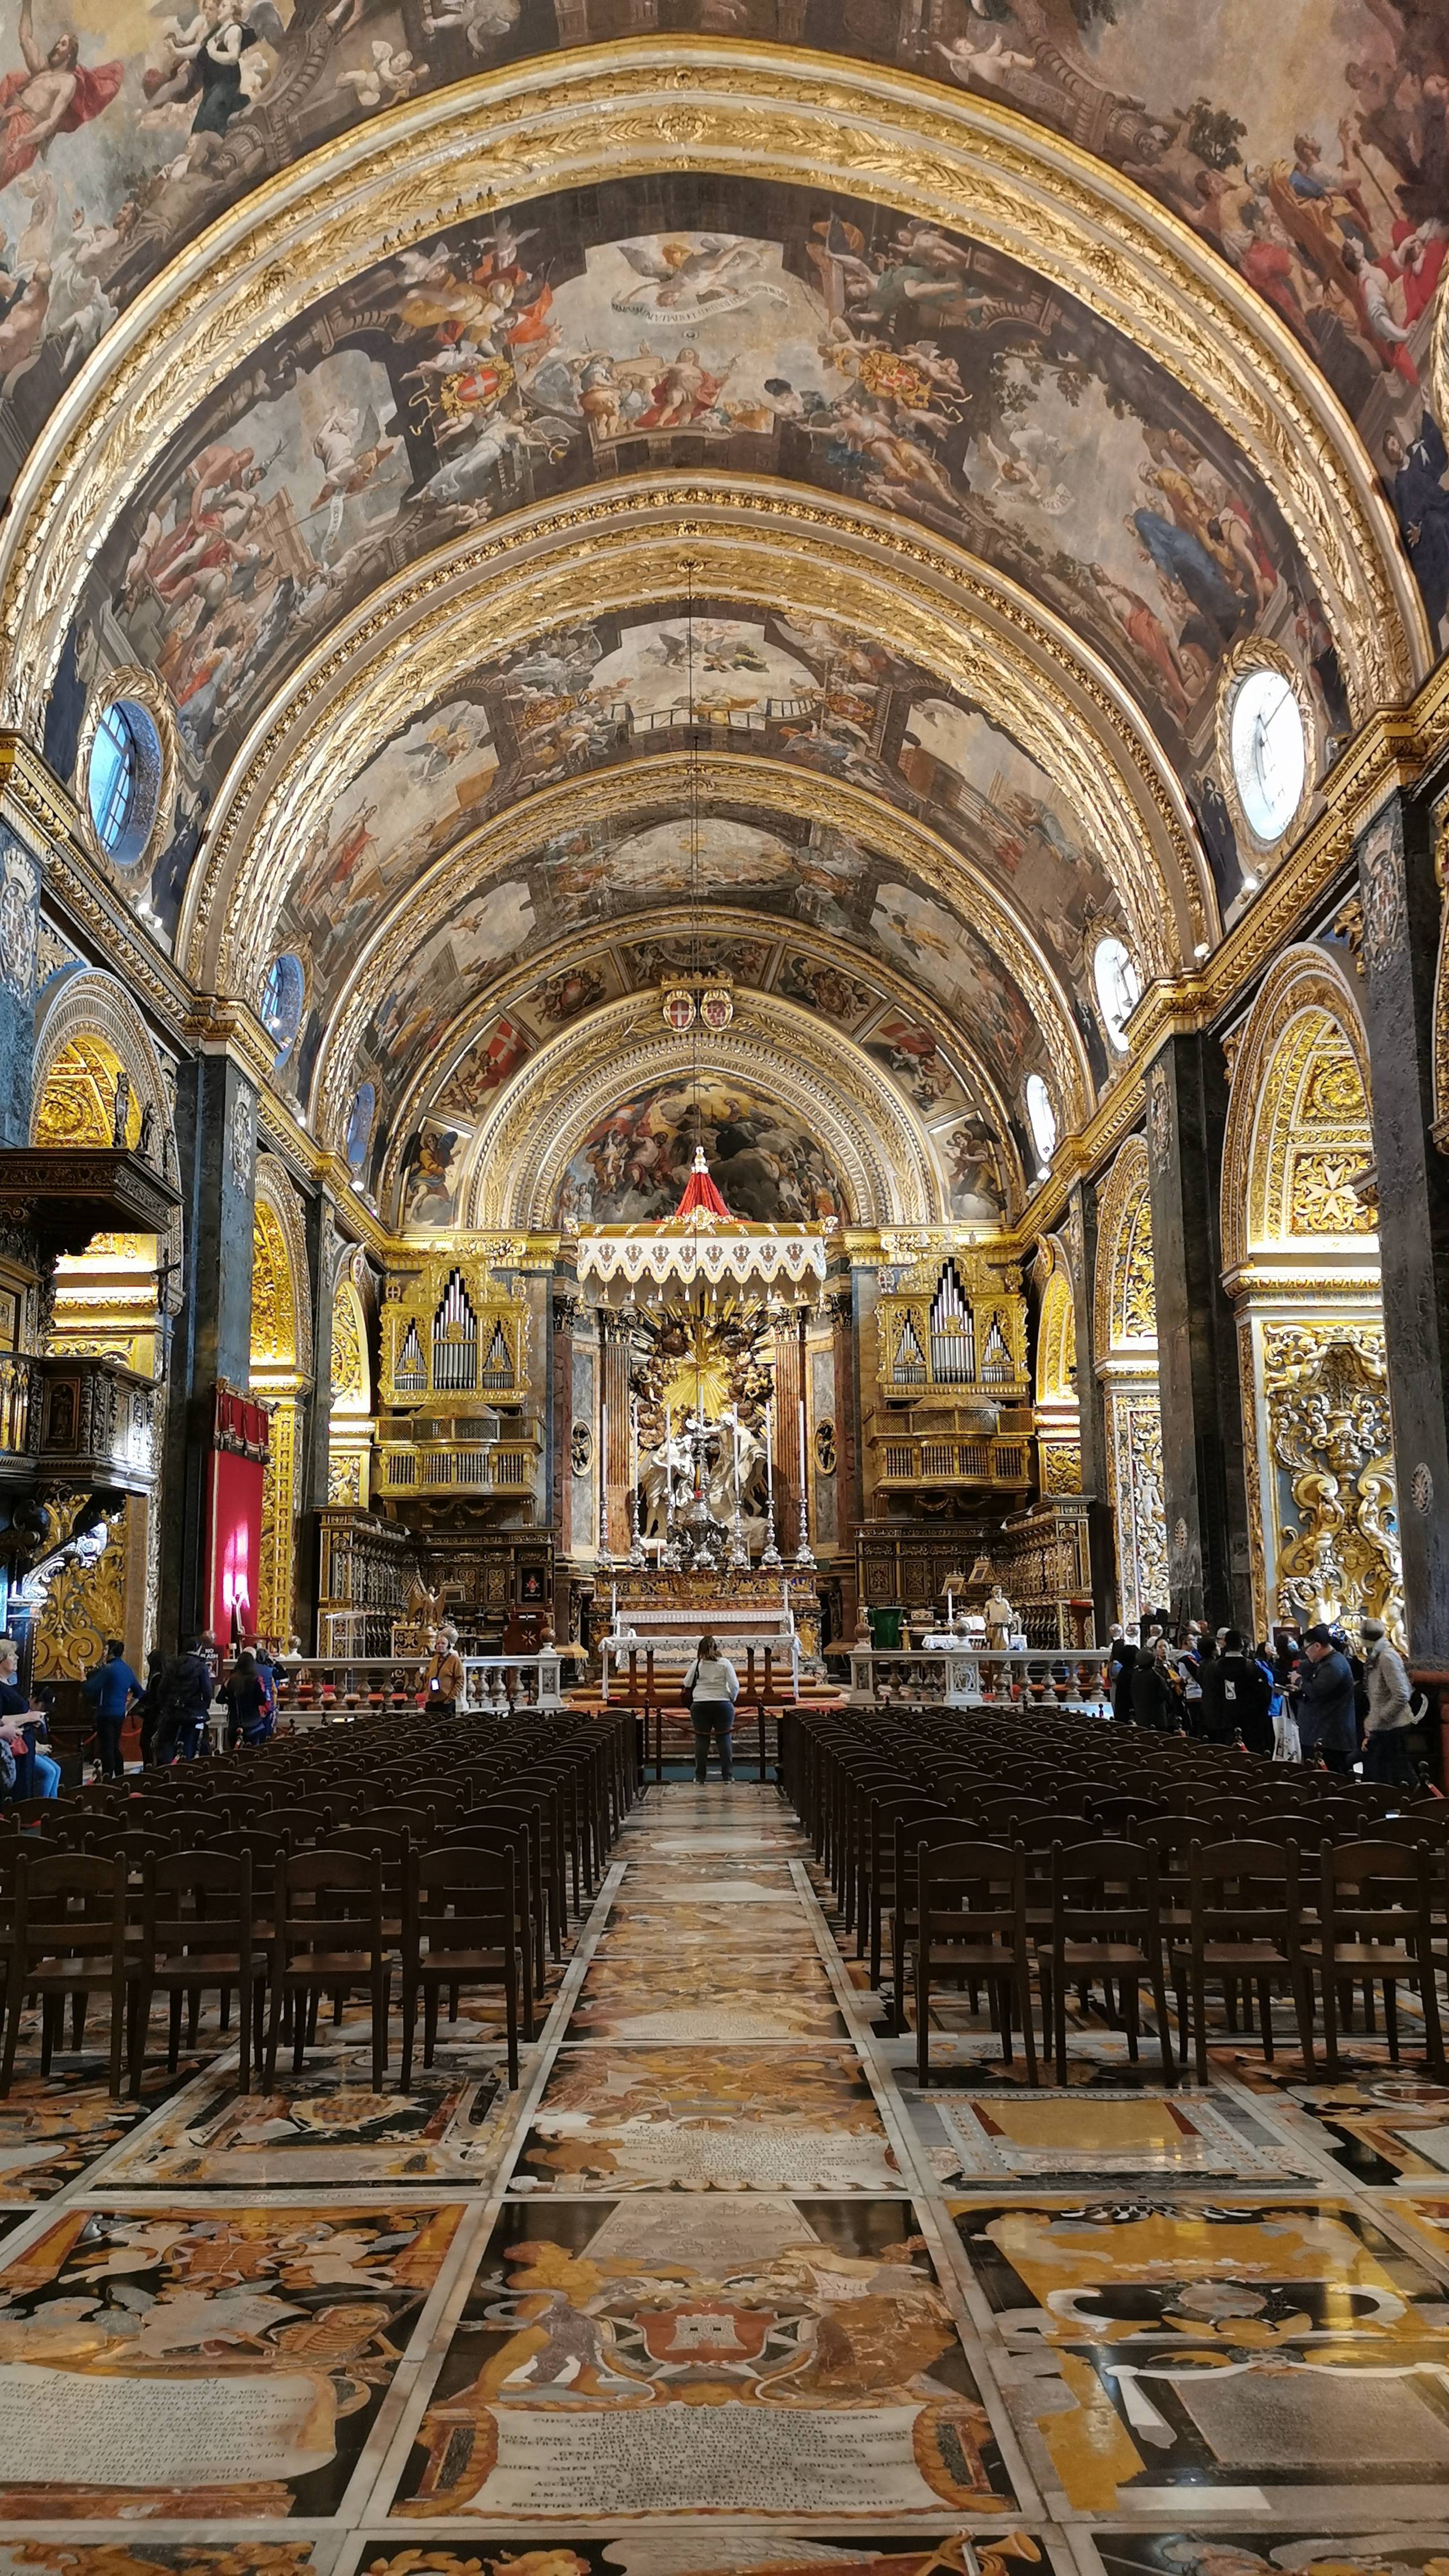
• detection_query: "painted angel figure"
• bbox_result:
[611,235,782,315]
[334,41,428,107]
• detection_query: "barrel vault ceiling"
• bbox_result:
[2,5,1441,1233]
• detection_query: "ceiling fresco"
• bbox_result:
[374,923,1017,1234]
[323,807,1055,1183]
[47,175,1339,898]
[0,0,1440,543]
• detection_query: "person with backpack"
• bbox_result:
[1200,1628,1273,1753]
[1360,1616,1417,1785]
[223,1648,272,1749]
[155,1637,214,1764]
[82,1638,143,1781]
[1296,1623,1358,1775]
[682,1631,739,1781]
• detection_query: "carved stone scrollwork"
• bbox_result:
[1265,1326,1403,1643]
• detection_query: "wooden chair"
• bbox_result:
[132,1850,266,2094]
[402,1844,520,2089]
[1039,1838,1174,2086]
[1173,1839,1313,2083]
[433,1822,539,2039]
[915,1839,1036,2087]
[1306,1840,1445,2075]
[264,1848,390,2090]
[0,1851,127,2097]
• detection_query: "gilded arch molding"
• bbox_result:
[314,752,1095,1148]
[189,493,1207,1000]
[1093,1134,1157,1364]
[31,968,184,1313]
[1219,946,1374,1280]
[458,996,942,1235]
[251,1154,314,1385]
[0,45,1419,733]
[373,902,1031,1222]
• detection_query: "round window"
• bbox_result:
[86,697,162,868]
[1025,1073,1058,1172]
[1229,667,1306,845]
[259,953,306,1061]
[1093,937,1142,1053]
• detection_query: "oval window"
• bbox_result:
[1025,1073,1058,1172]
[259,953,305,1061]
[1229,667,1306,845]
[345,1081,376,1176]
[86,697,162,868]
[1093,937,1142,1053]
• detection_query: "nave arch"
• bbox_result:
[1220,945,1399,1642]
[1,42,1420,748]
[249,1156,314,1651]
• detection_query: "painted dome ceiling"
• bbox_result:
[3,0,1441,1233]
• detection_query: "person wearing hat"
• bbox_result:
[420,1624,465,1718]
[1296,1622,1357,1774]
[1361,1616,1416,1785]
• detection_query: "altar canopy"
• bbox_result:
[575,1148,831,1290]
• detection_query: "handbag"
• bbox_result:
[681,1666,696,1711]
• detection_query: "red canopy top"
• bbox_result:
[672,1145,732,1224]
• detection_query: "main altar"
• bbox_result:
[576,1144,832,1699]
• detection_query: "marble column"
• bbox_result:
[773,1310,806,1550]
[157,1054,258,1646]
[0,828,38,1147]
[1141,1031,1252,1630]
[1065,1178,1117,1638]
[290,1192,336,1651]
[1352,785,1449,1661]
[599,1311,630,1555]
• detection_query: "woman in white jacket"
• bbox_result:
[1361,1616,1417,1786]
[684,1631,739,1783]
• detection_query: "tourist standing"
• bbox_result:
[155,1637,214,1764]
[684,1631,738,1782]
[82,1638,142,1780]
[1200,1628,1272,1752]
[1360,1616,1416,1785]
[420,1624,465,1717]
[1296,1623,1357,1775]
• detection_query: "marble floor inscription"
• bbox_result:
[0,1775,1438,2562]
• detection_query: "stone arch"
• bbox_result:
[31,968,182,1329]
[1221,946,1374,1278]
[249,1155,314,1648]
[1094,1136,1165,1633]
[328,1269,373,1512]
[1034,1241,1080,1498]
[1218,946,1396,1643]
[454,1000,943,1235]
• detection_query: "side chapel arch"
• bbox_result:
[1034,1239,1080,1498]
[1220,947,1398,1642]
[1094,1137,1167,1633]
[249,1156,314,1648]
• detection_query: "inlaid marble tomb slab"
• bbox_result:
[602,1902,821,1950]
[916,2090,1317,2191]
[0,2544,343,2574]
[0,2201,465,2520]
[1091,2538,1449,2576]
[1211,2052,1449,2185]
[516,2046,902,2195]
[350,2529,1059,2573]
[566,1955,846,2044]
[385,2197,1017,2522]
[948,2195,1449,2348]
[0,2059,214,2201]
[101,2040,515,2190]
[950,2195,1449,2514]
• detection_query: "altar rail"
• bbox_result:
[272,1653,565,1723]
[849,1645,1111,1715]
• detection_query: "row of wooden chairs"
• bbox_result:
[911,1832,1444,2085]
[0,1838,529,2099]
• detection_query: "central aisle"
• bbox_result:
[376,1776,1037,2543]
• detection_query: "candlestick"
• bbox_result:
[761,1394,782,1568]
[795,1393,816,1568]
[627,1393,645,1567]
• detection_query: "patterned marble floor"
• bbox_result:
[0,1781,1442,2573]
